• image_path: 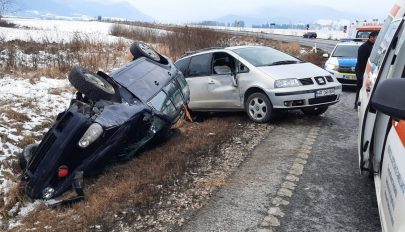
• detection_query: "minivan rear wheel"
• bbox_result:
[131,41,163,63]
[245,92,273,123]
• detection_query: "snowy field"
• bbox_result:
[0,76,72,227]
[0,17,168,43]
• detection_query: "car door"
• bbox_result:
[184,53,212,109]
[206,52,241,109]
[358,18,403,172]
[368,61,405,231]
[379,120,405,232]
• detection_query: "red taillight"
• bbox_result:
[58,165,69,178]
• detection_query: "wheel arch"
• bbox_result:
[243,87,269,106]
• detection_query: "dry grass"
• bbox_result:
[0,109,30,123]
[0,36,129,78]
[275,41,302,57]
[301,51,325,67]
[11,117,243,231]
[110,25,231,60]
[16,135,36,148]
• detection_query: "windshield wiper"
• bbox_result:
[267,60,300,66]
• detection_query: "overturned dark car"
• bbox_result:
[20,41,190,203]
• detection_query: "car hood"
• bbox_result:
[257,62,330,80]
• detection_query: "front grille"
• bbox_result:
[308,95,338,105]
[325,75,334,82]
[314,76,326,85]
[299,78,314,85]
[27,131,56,173]
[338,66,355,74]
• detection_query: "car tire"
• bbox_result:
[68,66,115,101]
[19,143,38,170]
[245,92,274,123]
[301,106,328,116]
[130,41,166,64]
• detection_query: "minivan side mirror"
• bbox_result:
[371,78,405,120]
[322,53,329,58]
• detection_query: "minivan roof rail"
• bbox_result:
[180,47,224,59]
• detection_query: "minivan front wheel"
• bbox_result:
[68,66,116,101]
[246,92,273,123]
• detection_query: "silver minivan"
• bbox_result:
[175,46,342,122]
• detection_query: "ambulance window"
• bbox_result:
[373,20,401,68]
[369,17,393,64]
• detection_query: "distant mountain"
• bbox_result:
[216,4,368,26]
[13,0,154,21]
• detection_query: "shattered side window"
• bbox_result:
[163,81,184,110]
[149,91,177,119]
[175,73,190,100]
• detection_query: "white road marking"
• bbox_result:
[258,125,321,230]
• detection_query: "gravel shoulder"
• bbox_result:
[178,91,381,232]
[276,91,380,232]
[179,115,321,231]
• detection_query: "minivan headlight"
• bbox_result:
[42,187,55,199]
[326,63,339,71]
[78,123,103,148]
[274,79,302,88]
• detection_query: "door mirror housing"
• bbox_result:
[371,78,405,120]
[322,53,329,58]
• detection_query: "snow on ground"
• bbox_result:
[0,17,167,44]
[0,75,72,220]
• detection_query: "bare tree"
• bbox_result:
[0,0,15,19]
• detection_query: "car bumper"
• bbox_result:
[327,70,357,86]
[266,83,342,109]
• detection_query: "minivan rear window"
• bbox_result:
[175,58,190,76]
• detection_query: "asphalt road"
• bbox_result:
[223,30,338,53]
[179,90,381,232]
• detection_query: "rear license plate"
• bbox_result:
[315,88,335,97]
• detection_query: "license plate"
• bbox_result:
[343,75,356,80]
[315,88,335,97]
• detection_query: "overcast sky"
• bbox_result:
[87,0,398,22]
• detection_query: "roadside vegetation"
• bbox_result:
[0,35,129,79]
[0,20,325,231]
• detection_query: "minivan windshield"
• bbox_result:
[332,45,361,58]
[232,47,301,67]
